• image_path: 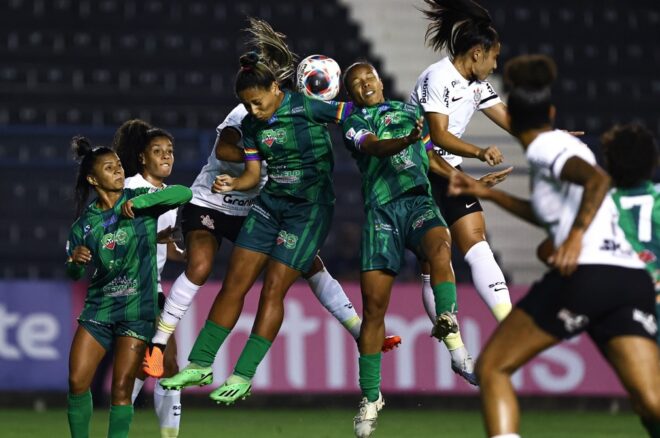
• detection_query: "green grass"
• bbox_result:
[0,408,646,437]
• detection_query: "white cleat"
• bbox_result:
[353,392,385,438]
[431,311,459,340]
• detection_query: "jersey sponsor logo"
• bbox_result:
[451,80,459,88]
[222,194,254,207]
[291,106,304,114]
[83,224,92,236]
[420,77,429,104]
[102,214,118,229]
[271,169,303,184]
[442,86,450,108]
[465,202,477,209]
[276,230,298,249]
[200,214,215,230]
[374,222,396,233]
[345,127,357,140]
[632,309,657,335]
[251,204,271,220]
[412,209,436,230]
[378,104,390,112]
[390,148,415,172]
[260,128,287,148]
[102,275,138,297]
[557,308,589,333]
[451,96,463,102]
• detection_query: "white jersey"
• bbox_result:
[527,130,644,269]
[124,174,178,292]
[189,104,268,216]
[410,56,501,167]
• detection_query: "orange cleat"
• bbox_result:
[142,343,165,378]
[381,335,402,353]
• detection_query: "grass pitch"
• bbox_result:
[0,407,646,437]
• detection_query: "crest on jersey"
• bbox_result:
[639,249,657,264]
[383,113,400,126]
[260,129,287,148]
[473,88,482,104]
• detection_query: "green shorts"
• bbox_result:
[361,194,446,273]
[235,192,334,272]
[78,318,155,351]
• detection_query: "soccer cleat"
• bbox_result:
[451,355,478,386]
[142,343,166,378]
[381,335,402,353]
[353,392,384,438]
[159,363,213,390]
[431,311,459,340]
[209,375,252,405]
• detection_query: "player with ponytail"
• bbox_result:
[448,54,660,438]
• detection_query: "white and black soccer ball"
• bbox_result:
[296,54,341,101]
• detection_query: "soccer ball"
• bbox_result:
[296,54,341,101]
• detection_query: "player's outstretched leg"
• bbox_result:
[159,363,213,390]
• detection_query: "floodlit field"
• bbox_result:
[0,408,646,437]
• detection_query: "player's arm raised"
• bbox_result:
[425,112,503,165]
[360,117,424,158]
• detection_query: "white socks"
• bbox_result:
[131,378,145,404]
[153,273,201,345]
[131,378,182,437]
[491,434,521,438]
[421,274,437,322]
[154,381,181,438]
[464,241,512,322]
[307,268,362,339]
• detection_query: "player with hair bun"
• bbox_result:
[448,54,660,438]
[159,50,355,405]
[65,136,191,438]
[144,19,400,382]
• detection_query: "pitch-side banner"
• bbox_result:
[171,281,626,396]
[0,281,71,390]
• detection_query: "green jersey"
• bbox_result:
[242,91,352,205]
[342,100,433,208]
[66,185,192,322]
[611,182,660,291]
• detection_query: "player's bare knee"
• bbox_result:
[68,375,89,394]
[186,260,212,284]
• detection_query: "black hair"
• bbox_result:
[503,54,557,135]
[601,123,658,188]
[422,0,498,58]
[71,136,115,217]
[245,17,298,90]
[341,60,378,98]
[235,51,278,96]
[112,119,173,177]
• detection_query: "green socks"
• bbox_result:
[642,418,660,438]
[432,281,457,315]
[108,404,133,438]
[67,390,92,438]
[234,334,273,380]
[188,320,231,366]
[359,353,382,402]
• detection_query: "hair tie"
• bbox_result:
[241,66,253,72]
